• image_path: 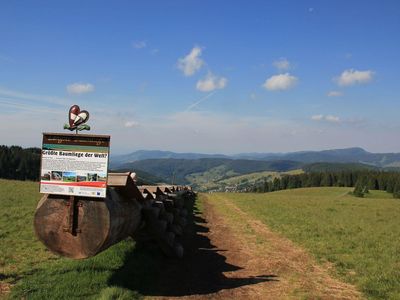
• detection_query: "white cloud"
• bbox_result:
[311,114,324,121]
[325,115,340,122]
[273,58,290,71]
[177,46,204,76]
[124,120,140,128]
[336,69,374,86]
[66,83,95,95]
[196,73,227,92]
[311,114,340,123]
[132,41,147,49]
[327,90,343,97]
[263,73,298,91]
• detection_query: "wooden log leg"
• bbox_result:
[160,211,174,224]
[168,223,183,236]
[63,196,81,236]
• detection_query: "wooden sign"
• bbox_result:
[40,133,110,198]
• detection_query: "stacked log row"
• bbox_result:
[34,172,195,259]
[137,186,193,258]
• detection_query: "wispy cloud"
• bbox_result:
[0,86,68,105]
[273,58,290,71]
[0,98,62,114]
[0,87,69,146]
[311,114,341,123]
[311,114,324,121]
[124,120,140,128]
[327,90,343,97]
[335,69,374,86]
[132,40,147,49]
[66,83,95,95]
[263,73,298,91]
[325,115,340,123]
[177,46,204,76]
[111,111,364,153]
[196,73,227,92]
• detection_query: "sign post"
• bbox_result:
[40,104,110,199]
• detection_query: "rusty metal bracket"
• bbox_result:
[63,196,82,235]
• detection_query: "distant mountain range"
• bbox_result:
[111,147,400,169]
[110,150,229,167]
[110,147,400,187]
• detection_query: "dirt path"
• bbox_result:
[150,194,362,300]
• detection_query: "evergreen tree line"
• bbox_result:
[0,145,41,181]
[250,171,400,198]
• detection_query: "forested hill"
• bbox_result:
[121,158,303,184]
[302,162,378,173]
[0,146,41,181]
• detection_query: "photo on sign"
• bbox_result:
[41,171,51,181]
[76,173,87,182]
[87,173,98,182]
[62,171,77,182]
[97,173,107,182]
[51,171,63,181]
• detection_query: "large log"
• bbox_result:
[34,173,194,259]
[34,177,142,259]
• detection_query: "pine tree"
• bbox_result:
[393,181,400,199]
[352,180,365,198]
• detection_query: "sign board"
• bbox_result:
[40,133,110,198]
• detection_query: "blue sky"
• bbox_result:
[1,1,399,154]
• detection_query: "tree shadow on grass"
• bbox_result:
[108,197,278,297]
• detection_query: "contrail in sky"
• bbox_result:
[185,91,217,112]
[0,97,62,114]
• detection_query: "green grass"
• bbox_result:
[0,180,51,280]
[208,187,400,300]
[0,179,163,299]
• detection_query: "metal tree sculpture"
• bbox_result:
[64,105,90,132]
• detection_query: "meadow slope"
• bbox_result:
[207,188,400,299]
[1,180,398,299]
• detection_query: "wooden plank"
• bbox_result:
[107,172,130,186]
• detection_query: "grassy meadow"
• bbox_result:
[0,179,163,299]
[207,188,400,299]
[186,165,239,191]
[2,179,400,299]
[218,169,304,185]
